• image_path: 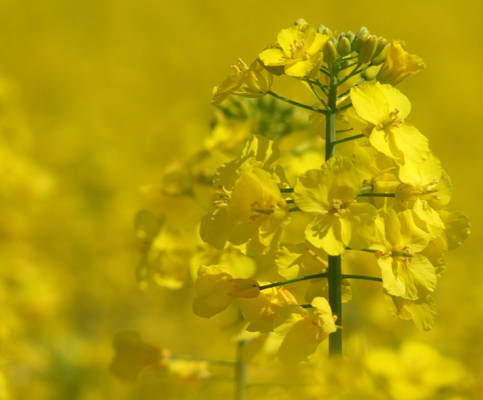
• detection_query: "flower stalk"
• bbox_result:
[326,65,343,357]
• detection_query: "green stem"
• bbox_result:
[326,66,343,357]
[267,91,326,115]
[342,274,383,283]
[235,340,248,400]
[309,82,329,108]
[332,133,365,146]
[259,273,328,290]
[280,187,294,193]
[357,192,396,198]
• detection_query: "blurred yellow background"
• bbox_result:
[0,0,482,398]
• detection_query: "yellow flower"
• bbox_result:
[276,297,337,363]
[212,58,273,104]
[259,23,329,78]
[200,155,288,251]
[366,342,467,398]
[192,266,259,318]
[377,40,425,85]
[239,286,297,332]
[371,209,438,301]
[350,81,430,164]
[294,156,377,255]
[387,291,436,330]
[110,331,167,381]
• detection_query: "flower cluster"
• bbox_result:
[138,20,469,363]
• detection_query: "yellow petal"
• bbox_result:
[278,318,320,363]
[351,81,390,126]
[305,215,346,255]
[284,60,315,77]
[391,124,430,163]
[259,48,287,67]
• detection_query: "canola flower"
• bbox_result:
[129,18,471,399]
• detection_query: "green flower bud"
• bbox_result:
[317,24,332,35]
[294,18,308,27]
[345,31,355,42]
[358,34,378,64]
[371,42,389,65]
[374,37,388,57]
[337,36,352,56]
[323,40,338,65]
[352,26,369,51]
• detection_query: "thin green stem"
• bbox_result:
[336,102,353,113]
[339,61,359,71]
[259,272,328,291]
[336,128,353,133]
[267,91,326,115]
[309,82,329,108]
[342,274,383,283]
[326,65,342,357]
[280,187,294,193]
[357,192,396,198]
[332,133,365,146]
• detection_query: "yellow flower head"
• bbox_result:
[200,156,288,251]
[110,331,167,381]
[351,81,430,164]
[372,209,440,301]
[192,265,259,318]
[377,40,426,85]
[276,297,337,363]
[294,156,377,255]
[212,58,273,104]
[259,22,329,78]
[239,286,297,332]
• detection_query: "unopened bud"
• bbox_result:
[371,43,389,65]
[345,31,355,42]
[317,24,332,36]
[294,18,308,27]
[374,37,388,57]
[358,34,378,64]
[323,40,338,65]
[337,36,352,56]
[362,65,380,80]
[352,26,369,51]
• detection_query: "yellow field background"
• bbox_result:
[0,0,482,398]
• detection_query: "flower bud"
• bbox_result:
[323,40,338,65]
[317,24,332,35]
[358,34,378,64]
[337,36,352,56]
[374,37,388,57]
[362,65,381,80]
[352,26,369,51]
[294,18,308,27]
[345,31,355,42]
[371,43,389,65]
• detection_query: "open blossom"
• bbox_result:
[370,208,441,301]
[350,81,430,164]
[212,58,273,104]
[259,22,328,78]
[276,297,337,363]
[294,156,377,255]
[192,265,260,318]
